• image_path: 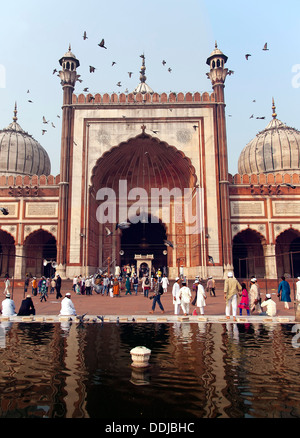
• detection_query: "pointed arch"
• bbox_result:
[0,229,15,277]
[232,228,266,278]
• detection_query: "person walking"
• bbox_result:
[196,280,206,315]
[50,277,56,294]
[142,275,150,298]
[207,276,216,297]
[224,272,242,321]
[55,274,62,299]
[161,274,169,294]
[59,292,76,316]
[103,275,110,296]
[238,282,250,316]
[125,275,132,295]
[179,281,192,316]
[277,276,291,309]
[249,277,262,314]
[172,277,181,315]
[40,277,47,302]
[31,277,37,296]
[112,277,120,297]
[132,274,139,295]
[4,276,10,295]
[24,274,30,297]
[85,276,92,295]
[149,280,165,314]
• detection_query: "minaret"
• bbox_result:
[206,42,233,274]
[57,45,80,277]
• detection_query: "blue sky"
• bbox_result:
[0,0,299,176]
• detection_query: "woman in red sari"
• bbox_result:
[238,282,250,316]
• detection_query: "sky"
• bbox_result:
[0,0,299,176]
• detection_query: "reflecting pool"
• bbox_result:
[0,321,300,418]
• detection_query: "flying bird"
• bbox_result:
[162,60,166,65]
[112,61,116,66]
[97,315,104,325]
[164,239,174,248]
[83,87,89,92]
[51,122,55,128]
[128,72,133,78]
[52,69,57,75]
[28,100,33,103]
[262,42,269,51]
[208,255,215,265]
[42,129,47,135]
[89,65,96,73]
[98,39,107,49]
[245,54,251,60]
[250,114,254,119]
[42,116,49,124]
[116,222,130,230]
[193,125,198,130]
[105,227,113,236]
[256,116,265,119]
[83,31,88,40]
[0,207,9,216]
[228,70,234,75]
[168,67,172,73]
[116,81,122,87]
[282,183,296,189]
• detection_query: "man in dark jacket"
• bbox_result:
[55,274,62,299]
[17,295,35,316]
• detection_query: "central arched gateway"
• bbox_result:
[88,133,201,277]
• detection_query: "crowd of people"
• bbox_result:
[0,269,298,319]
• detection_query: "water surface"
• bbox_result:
[0,321,299,418]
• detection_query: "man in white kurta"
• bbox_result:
[179,282,192,316]
[172,277,181,315]
[161,275,169,294]
[296,277,300,301]
[2,293,17,316]
[59,293,76,316]
[261,294,277,317]
[196,281,206,315]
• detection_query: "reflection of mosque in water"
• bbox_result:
[1,44,300,281]
[0,322,298,418]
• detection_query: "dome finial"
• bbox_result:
[272,97,277,119]
[215,40,218,48]
[13,102,18,122]
[139,53,146,83]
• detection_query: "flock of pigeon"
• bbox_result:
[82,32,172,93]
[228,42,270,120]
[28,31,174,136]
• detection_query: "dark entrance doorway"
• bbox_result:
[120,220,167,273]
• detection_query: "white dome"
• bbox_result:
[238,106,300,175]
[0,107,51,176]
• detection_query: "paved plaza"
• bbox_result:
[1,279,296,324]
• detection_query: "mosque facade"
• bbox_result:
[0,44,299,281]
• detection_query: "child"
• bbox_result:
[238,282,250,316]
